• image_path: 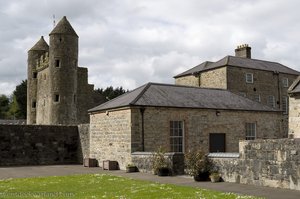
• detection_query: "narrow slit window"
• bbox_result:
[54,94,60,102]
[32,101,36,108]
[33,72,37,79]
[55,59,60,67]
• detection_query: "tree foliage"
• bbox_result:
[13,80,27,119]
[95,86,128,101]
[0,95,9,119]
[0,80,27,119]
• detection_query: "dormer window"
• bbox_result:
[245,73,253,83]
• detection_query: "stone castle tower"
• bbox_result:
[27,16,98,125]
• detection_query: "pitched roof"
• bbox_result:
[89,82,279,113]
[288,76,300,94]
[174,56,300,78]
[174,61,213,78]
[49,16,78,37]
[29,36,49,51]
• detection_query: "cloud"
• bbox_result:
[1,0,300,95]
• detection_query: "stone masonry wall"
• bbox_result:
[175,75,199,87]
[131,152,184,175]
[0,125,81,166]
[212,139,300,190]
[131,107,283,153]
[89,109,132,170]
[77,124,90,164]
[289,94,300,138]
[200,67,227,89]
[227,67,298,137]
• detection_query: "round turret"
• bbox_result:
[27,36,49,124]
[48,16,78,124]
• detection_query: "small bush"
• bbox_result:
[151,147,170,175]
[185,149,212,177]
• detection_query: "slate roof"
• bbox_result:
[49,16,78,37]
[288,76,300,94]
[174,56,300,78]
[89,82,279,113]
[29,36,49,51]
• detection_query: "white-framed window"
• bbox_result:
[254,94,260,102]
[245,123,256,140]
[170,121,184,152]
[282,96,288,114]
[282,78,289,88]
[267,95,275,108]
[239,92,246,97]
[245,73,253,83]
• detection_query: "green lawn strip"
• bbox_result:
[0,174,262,199]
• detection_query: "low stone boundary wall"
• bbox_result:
[131,152,184,175]
[211,139,300,190]
[0,124,88,166]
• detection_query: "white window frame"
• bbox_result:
[239,92,246,97]
[267,95,275,108]
[245,73,253,83]
[170,121,184,153]
[254,94,261,102]
[282,96,288,114]
[282,78,289,88]
[245,123,256,140]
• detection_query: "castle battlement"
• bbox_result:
[36,52,49,72]
[27,16,99,125]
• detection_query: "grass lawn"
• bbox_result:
[0,174,262,199]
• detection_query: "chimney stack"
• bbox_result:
[235,44,251,58]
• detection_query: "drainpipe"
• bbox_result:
[140,107,145,151]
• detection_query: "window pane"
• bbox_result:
[246,123,256,140]
[246,73,253,83]
[170,121,184,152]
[282,96,288,114]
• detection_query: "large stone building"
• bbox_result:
[174,44,300,136]
[27,16,101,125]
[89,82,282,169]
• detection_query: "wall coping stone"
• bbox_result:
[208,153,240,158]
[131,152,184,156]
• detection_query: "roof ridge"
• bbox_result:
[228,55,287,66]
[173,60,213,78]
[130,82,153,105]
[225,56,230,65]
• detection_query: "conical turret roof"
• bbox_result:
[29,36,49,51]
[49,16,78,37]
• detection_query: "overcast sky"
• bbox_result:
[1,0,300,95]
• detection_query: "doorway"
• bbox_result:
[209,133,226,152]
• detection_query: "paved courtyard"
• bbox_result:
[0,165,299,199]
